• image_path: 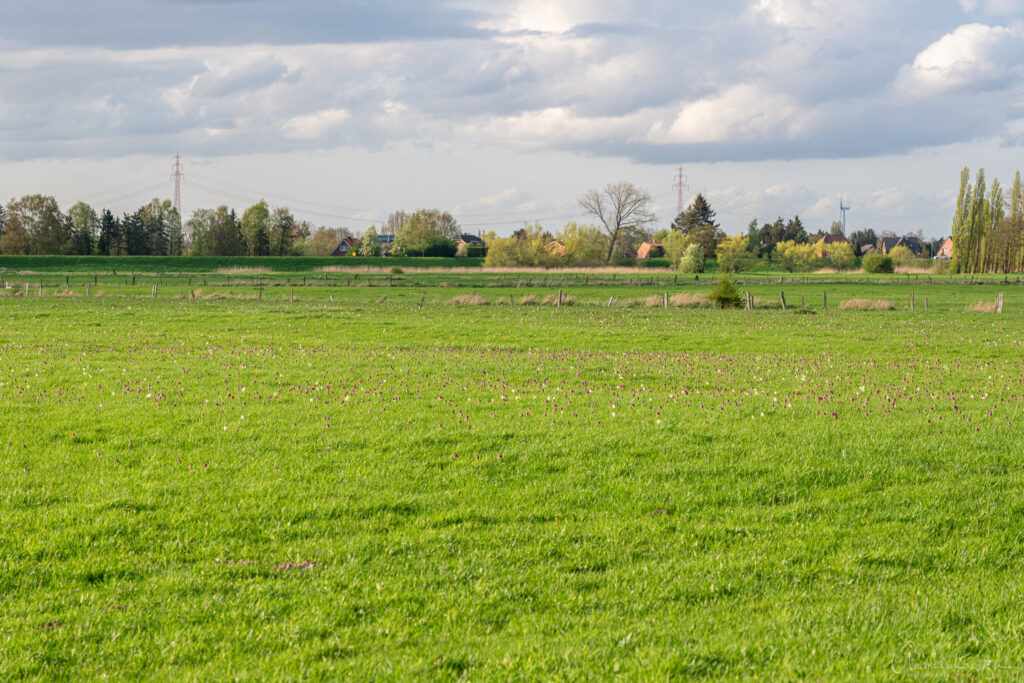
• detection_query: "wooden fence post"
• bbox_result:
[998,292,1004,313]
[663,292,668,309]
[259,287,263,300]
[780,291,787,310]
[924,297,928,312]
[911,292,914,312]
[823,292,827,310]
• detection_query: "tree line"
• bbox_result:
[0,182,952,269]
[0,196,184,257]
[951,167,1024,273]
[0,194,484,258]
[482,182,919,272]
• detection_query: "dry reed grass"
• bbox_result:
[539,293,576,305]
[966,300,999,313]
[448,294,491,305]
[519,295,538,305]
[670,292,710,308]
[314,265,671,275]
[840,298,895,310]
[215,267,273,274]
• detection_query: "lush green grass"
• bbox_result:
[3,288,1024,678]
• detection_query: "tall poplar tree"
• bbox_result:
[951,167,971,271]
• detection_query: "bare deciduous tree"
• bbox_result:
[578,182,656,263]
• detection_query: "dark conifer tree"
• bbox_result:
[97,209,120,255]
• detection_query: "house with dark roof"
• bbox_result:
[329,236,360,257]
[455,234,486,247]
[878,235,925,257]
[376,233,395,256]
[815,233,849,257]
[878,236,900,254]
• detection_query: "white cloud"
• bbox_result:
[462,106,650,148]
[482,0,624,33]
[896,23,1024,96]
[477,188,522,207]
[753,0,834,29]
[282,109,350,139]
[647,85,808,144]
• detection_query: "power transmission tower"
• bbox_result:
[839,195,851,235]
[171,153,184,218]
[673,166,689,218]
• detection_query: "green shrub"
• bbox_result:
[888,245,914,266]
[390,266,404,274]
[708,276,743,309]
[862,253,894,273]
[420,237,458,257]
[678,244,704,273]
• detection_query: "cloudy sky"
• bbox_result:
[1,0,1024,237]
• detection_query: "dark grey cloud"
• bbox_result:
[1,0,1023,168]
[0,0,491,48]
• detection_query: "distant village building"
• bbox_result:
[329,236,359,257]
[637,242,665,259]
[377,234,395,256]
[878,235,925,257]
[454,234,486,248]
[936,237,953,259]
[815,233,849,257]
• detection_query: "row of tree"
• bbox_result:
[951,167,1024,273]
[0,196,185,257]
[0,182,950,266]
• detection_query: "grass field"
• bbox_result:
[3,275,1024,678]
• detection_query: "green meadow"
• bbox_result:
[3,265,1024,679]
